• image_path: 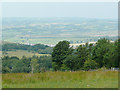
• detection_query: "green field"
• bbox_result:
[2,50,50,58]
[2,71,118,88]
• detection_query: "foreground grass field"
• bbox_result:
[2,71,118,88]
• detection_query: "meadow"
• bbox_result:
[2,71,118,88]
[2,50,50,58]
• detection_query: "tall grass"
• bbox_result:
[2,71,118,88]
[0,74,2,89]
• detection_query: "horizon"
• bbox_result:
[2,17,118,20]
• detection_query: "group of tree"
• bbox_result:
[2,43,53,54]
[2,55,52,73]
[52,38,119,71]
[2,38,119,73]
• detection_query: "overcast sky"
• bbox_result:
[2,2,118,19]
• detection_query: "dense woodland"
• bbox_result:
[2,56,52,73]
[2,38,119,73]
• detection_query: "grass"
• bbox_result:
[2,71,118,88]
[2,50,50,58]
[0,75,1,90]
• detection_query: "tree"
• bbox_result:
[38,47,53,54]
[12,60,26,73]
[84,59,98,71]
[110,39,119,68]
[38,56,52,72]
[52,41,73,70]
[76,44,89,68]
[63,55,79,71]
[2,67,10,73]
[92,38,112,68]
[31,58,39,73]
[21,56,31,69]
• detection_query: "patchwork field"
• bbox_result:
[2,71,118,88]
[2,17,118,45]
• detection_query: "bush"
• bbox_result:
[63,55,79,71]
[61,64,70,71]
[84,59,98,71]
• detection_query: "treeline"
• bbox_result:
[2,38,119,73]
[2,43,53,54]
[52,38,119,71]
[2,56,52,73]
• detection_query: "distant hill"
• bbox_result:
[2,17,118,44]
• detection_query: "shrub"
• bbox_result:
[84,59,98,71]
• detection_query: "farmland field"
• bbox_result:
[1,50,50,58]
[2,71,118,88]
[2,17,118,44]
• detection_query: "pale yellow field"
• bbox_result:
[2,50,50,58]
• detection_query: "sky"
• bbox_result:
[1,0,119,2]
[1,2,118,19]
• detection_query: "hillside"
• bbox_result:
[2,42,53,54]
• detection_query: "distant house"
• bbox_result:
[111,67,119,71]
[110,40,114,43]
[70,40,115,48]
[70,41,97,48]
